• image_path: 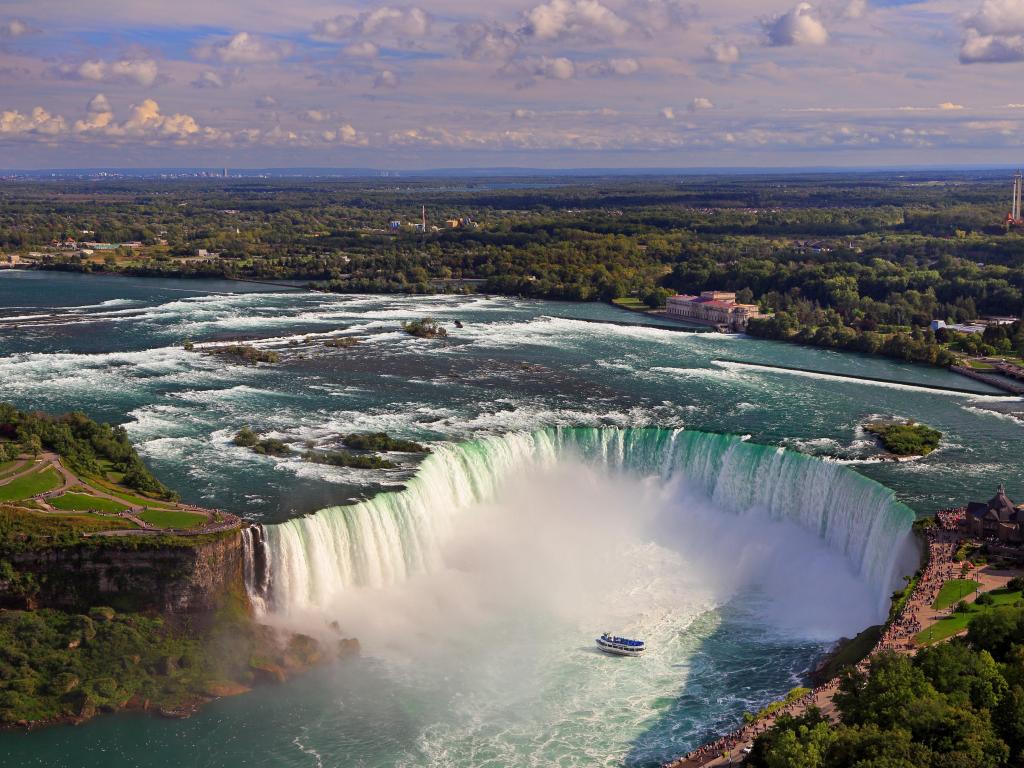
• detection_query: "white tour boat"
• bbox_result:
[596,632,645,657]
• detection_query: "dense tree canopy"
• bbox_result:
[748,604,1024,768]
[5,172,1024,364]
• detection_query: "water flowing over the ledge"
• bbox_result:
[247,427,916,615]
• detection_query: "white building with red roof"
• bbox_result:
[665,291,768,332]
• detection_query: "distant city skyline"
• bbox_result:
[2,0,1024,168]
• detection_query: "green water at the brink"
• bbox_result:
[0,270,1021,767]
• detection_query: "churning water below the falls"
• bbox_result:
[0,272,1019,767]
[229,428,914,766]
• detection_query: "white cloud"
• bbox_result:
[344,41,379,58]
[587,57,640,76]
[119,99,201,139]
[74,96,114,133]
[537,56,576,79]
[62,58,159,87]
[76,60,106,81]
[456,22,521,61]
[960,0,1024,63]
[199,32,292,64]
[0,107,65,136]
[0,18,34,37]
[631,0,698,34]
[660,106,675,120]
[966,0,1024,35]
[314,7,430,40]
[322,123,365,145]
[87,94,111,114]
[938,102,965,110]
[706,41,740,64]
[764,3,829,47]
[191,70,225,89]
[961,29,1024,63]
[374,69,399,88]
[255,95,277,108]
[689,97,714,110]
[843,0,867,20]
[109,60,159,86]
[523,0,630,40]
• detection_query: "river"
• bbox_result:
[0,270,1020,767]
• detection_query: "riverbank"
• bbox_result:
[662,516,1023,768]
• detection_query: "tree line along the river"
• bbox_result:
[5,172,1024,362]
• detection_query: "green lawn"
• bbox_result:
[137,509,207,530]
[0,460,26,478]
[49,492,128,514]
[933,579,979,611]
[0,467,62,502]
[87,476,177,510]
[96,458,126,484]
[612,297,649,311]
[0,507,137,536]
[918,588,1024,646]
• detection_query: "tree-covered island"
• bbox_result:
[864,420,943,457]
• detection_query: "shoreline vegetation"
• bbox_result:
[4,173,1023,371]
[0,404,358,730]
[0,601,356,730]
[863,420,943,457]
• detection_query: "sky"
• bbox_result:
[1,0,1024,169]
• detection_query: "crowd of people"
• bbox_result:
[872,526,958,654]
[665,521,962,768]
[936,506,966,531]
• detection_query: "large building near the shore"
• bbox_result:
[665,291,768,332]
[963,485,1024,543]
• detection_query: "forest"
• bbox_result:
[0,404,176,500]
[4,170,1024,362]
[747,603,1024,768]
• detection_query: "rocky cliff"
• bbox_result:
[2,531,247,620]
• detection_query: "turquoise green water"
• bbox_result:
[0,270,1020,767]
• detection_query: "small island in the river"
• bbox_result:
[402,317,448,339]
[864,419,942,456]
[233,429,429,469]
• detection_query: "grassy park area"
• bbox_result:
[137,509,207,529]
[0,506,137,537]
[0,459,24,478]
[932,579,979,611]
[48,492,128,514]
[87,475,179,510]
[917,587,1024,645]
[0,467,62,502]
[612,297,651,311]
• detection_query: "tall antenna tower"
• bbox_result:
[1013,170,1022,223]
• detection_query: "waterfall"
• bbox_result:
[241,523,271,614]
[249,428,916,616]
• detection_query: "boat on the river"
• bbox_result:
[596,632,645,656]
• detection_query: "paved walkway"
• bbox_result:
[663,523,1008,768]
[0,455,56,487]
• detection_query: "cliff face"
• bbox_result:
[2,532,247,619]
